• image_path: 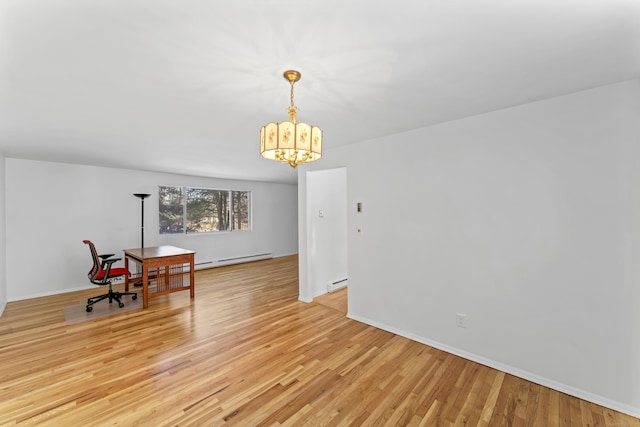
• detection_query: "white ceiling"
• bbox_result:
[1,0,639,184]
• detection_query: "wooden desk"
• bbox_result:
[124,246,195,309]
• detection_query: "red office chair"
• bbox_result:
[83,240,137,312]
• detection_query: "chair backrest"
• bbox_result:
[83,240,102,281]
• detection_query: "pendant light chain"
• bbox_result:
[288,79,297,123]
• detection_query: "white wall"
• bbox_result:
[299,168,347,301]
[5,159,297,300]
[0,154,6,314]
[301,79,640,416]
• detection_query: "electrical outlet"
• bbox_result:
[456,313,467,328]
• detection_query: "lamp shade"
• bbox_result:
[260,121,322,167]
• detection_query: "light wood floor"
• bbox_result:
[313,287,347,314]
[1,255,638,426]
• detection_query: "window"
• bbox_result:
[159,186,185,234]
[159,186,251,234]
[231,190,250,231]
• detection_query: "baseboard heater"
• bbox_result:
[194,261,214,267]
[327,278,348,293]
[193,253,273,270]
[218,252,273,264]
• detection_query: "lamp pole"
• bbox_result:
[133,193,151,248]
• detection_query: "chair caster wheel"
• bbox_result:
[119,302,125,308]
[132,294,138,300]
[86,306,93,312]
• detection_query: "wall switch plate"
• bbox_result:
[456,313,467,328]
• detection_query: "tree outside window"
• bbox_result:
[159,186,250,234]
[232,191,249,231]
[159,186,184,233]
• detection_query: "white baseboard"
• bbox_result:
[9,284,94,302]
[347,312,640,419]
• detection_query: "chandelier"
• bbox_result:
[260,70,322,168]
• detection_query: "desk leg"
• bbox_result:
[164,266,170,289]
[124,257,130,292]
[143,263,149,309]
[190,256,195,299]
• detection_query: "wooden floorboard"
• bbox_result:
[312,287,347,313]
[0,255,638,426]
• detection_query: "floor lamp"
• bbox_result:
[133,193,151,286]
[133,193,151,248]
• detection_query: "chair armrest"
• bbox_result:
[99,253,115,260]
[100,257,123,281]
[101,257,122,269]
